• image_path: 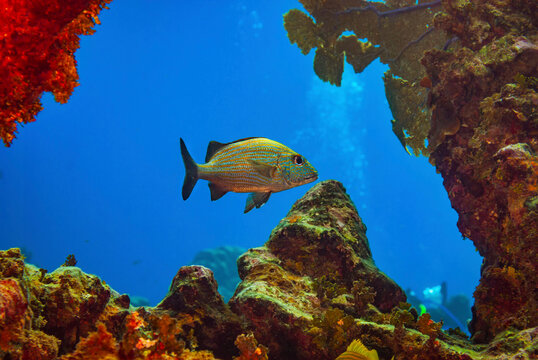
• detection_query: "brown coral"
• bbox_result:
[421,1,538,342]
[286,0,538,345]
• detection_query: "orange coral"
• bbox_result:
[233,333,269,360]
[0,0,111,146]
[125,311,146,332]
[59,323,118,360]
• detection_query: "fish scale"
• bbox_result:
[180,137,317,213]
[201,140,285,191]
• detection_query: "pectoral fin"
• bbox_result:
[244,192,271,213]
[249,160,277,179]
[209,182,228,201]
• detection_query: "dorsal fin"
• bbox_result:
[205,137,265,163]
[206,141,227,163]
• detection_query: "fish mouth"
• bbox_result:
[304,174,318,182]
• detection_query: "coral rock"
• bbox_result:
[422,0,538,342]
[190,246,245,302]
[230,180,405,359]
[157,265,243,359]
[36,266,112,353]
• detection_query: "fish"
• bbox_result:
[335,339,379,360]
[180,137,318,213]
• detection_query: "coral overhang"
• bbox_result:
[284,0,538,344]
[0,0,111,146]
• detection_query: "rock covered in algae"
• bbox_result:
[229,180,406,359]
[420,0,538,343]
[0,248,232,359]
[36,266,114,353]
[0,249,60,360]
[2,176,537,359]
[190,246,245,302]
[286,0,538,346]
[157,265,244,359]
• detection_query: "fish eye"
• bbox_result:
[293,155,304,165]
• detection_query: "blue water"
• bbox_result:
[0,0,481,321]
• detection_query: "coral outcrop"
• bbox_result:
[1,181,536,359]
[285,0,538,345]
[0,249,236,359]
[0,0,111,146]
[229,180,404,359]
[157,265,244,359]
[421,0,538,343]
[190,246,245,302]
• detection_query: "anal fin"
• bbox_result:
[209,182,228,201]
[244,192,271,213]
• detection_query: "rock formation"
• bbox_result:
[1,181,536,359]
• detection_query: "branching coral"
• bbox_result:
[0,0,111,146]
[284,0,449,155]
[61,254,77,267]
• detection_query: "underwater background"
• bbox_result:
[0,0,481,324]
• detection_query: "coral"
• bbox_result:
[229,181,406,359]
[309,308,360,357]
[284,0,449,155]
[190,246,246,301]
[233,333,269,360]
[286,0,538,345]
[58,323,118,360]
[0,250,61,360]
[0,248,226,360]
[62,254,77,267]
[0,0,111,146]
[420,0,538,343]
[416,313,443,348]
[156,265,244,359]
[1,179,537,358]
[352,279,377,316]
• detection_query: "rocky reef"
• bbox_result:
[1,181,535,359]
[190,246,245,302]
[284,0,538,346]
[422,0,538,343]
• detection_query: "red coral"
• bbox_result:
[0,278,29,350]
[0,0,111,146]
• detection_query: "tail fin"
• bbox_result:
[180,138,198,200]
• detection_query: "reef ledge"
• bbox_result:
[1,181,536,359]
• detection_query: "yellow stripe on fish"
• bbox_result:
[180,137,318,213]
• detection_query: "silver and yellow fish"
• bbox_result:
[180,137,318,213]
